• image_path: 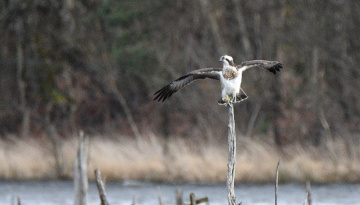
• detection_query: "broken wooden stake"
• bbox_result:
[95,168,110,205]
[74,131,89,205]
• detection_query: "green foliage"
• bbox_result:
[50,90,67,105]
[259,120,270,134]
[99,0,163,86]
[34,34,68,106]
[100,0,144,27]
[99,0,168,27]
[37,65,67,106]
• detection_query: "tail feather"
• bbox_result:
[234,88,248,103]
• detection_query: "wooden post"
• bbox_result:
[305,181,312,205]
[190,193,196,205]
[156,186,163,205]
[94,169,110,205]
[226,103,237,205]
[175,188,183,205]
[275,160,280,205]
[189,193,209,205]
[11,196,21,205]
[131,196,136,205]
[195,197,209,205]
[74,131,89,205]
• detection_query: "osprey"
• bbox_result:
[154,55,283,105]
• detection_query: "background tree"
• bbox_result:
[0,0,359,146]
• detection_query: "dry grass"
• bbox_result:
[0,136,55,179]
[0,134,360,183]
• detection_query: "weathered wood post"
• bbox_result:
[11,196,21,205]
[74,131,89,205]
[175,189,183,205]
[305,181,312,205]
[190,193,196,205]
[94,169,110,205]
[275,160,280,205]
[156,186,163,205]
[226,103,237,205]
[189,193,209,205]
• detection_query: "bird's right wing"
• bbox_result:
[154,67,222,102]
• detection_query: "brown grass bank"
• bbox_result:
[0,134,359,183]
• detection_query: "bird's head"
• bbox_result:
[219,55,235,67]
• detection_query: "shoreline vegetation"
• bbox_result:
[0,134,359,183]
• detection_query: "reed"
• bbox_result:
[0,134,360,183]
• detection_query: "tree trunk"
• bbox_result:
[232,0,253,59]
[199,0,227,54]
[15,15,30,138]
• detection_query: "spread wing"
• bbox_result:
[154,67,222,102]
[238,60,283,74]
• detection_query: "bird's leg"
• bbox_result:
[226,101,233,108]
[226,95,235,106]
[231,94,237,103]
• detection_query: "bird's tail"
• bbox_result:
[234,88,248,103]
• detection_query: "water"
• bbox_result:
[1,180,359,205]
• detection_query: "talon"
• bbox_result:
[218,96,234,105]
[218,100,226,105]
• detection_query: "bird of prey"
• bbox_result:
[154,55,283,105]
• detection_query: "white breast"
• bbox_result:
[219,70,242,98]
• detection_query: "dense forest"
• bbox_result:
[1,0,359,146]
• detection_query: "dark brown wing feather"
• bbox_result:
[238,60,283,74]
[154,68,221,102]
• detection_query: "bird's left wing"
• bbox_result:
[237,60,283,74]
[154,67,222,102]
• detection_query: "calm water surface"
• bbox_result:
[1,180,359,205]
